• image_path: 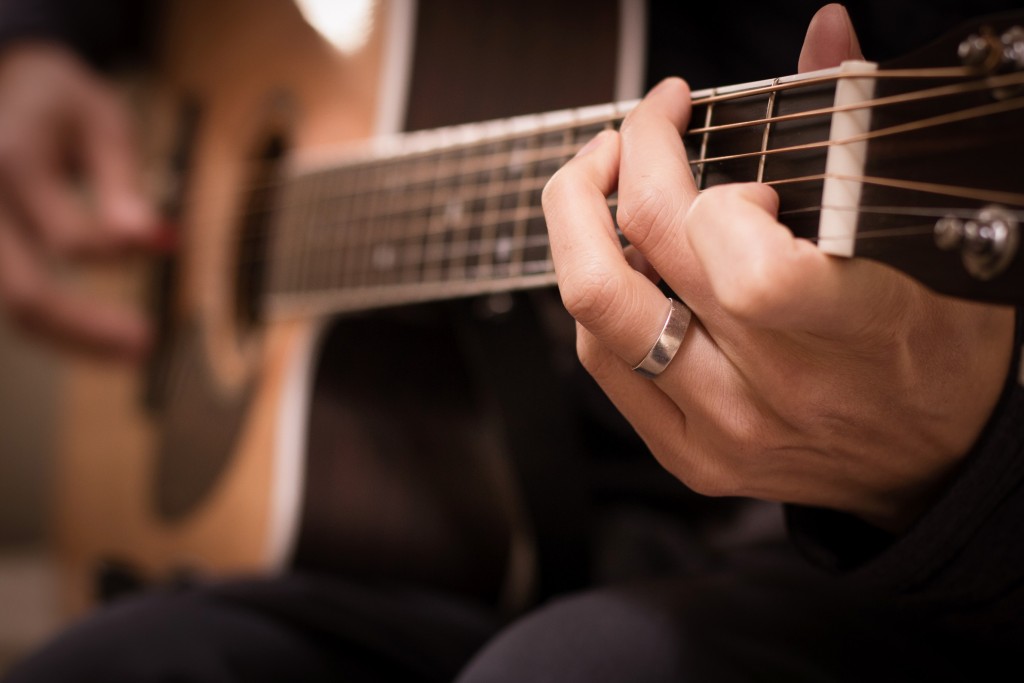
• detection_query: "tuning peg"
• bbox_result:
[935,206,1019,281]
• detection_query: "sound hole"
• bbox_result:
[235,133,287,329]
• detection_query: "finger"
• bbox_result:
[685,182,907,336]
[798,4,864,73]
[0,211,151,359]
[576,325,738,497]
[610,78,700,282]
[545,129,680,367]
[76,79,159,250]
[0,126,96,254]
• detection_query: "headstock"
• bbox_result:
[851,11,1024,304]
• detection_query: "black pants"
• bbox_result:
[2,544,1007,683]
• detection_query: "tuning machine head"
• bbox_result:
[959,25,1024,73]
[935,205,1020,281]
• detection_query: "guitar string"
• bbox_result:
[238,155,1024,282]
[222,90,1024,260]
[243,90,1024,266]
[781,204,1024,221]
[276,169,1024,292]
[275,189,1024,287]
[224,122,1024,263]
[158,68,1020,299]
[277,199,1024,281]
[693,70,1024,134]
[766,173,1024,207]
[171,66,1016,207]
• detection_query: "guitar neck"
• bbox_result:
[263,23,1024,319]
[264,67,844,319]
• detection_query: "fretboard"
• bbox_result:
[265,68,843,319]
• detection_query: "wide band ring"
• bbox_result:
[632,298,692,379]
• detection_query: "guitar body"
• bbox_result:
[56,0,386,614]
[56,0,624,615]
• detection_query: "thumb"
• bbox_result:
[798,4,864,73]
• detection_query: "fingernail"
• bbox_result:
[650,77,684,98]
[575,129,611,157]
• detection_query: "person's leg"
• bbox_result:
[5,573,499,683]
[455,543,975,683]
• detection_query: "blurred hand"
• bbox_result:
[0,42,159,360]
[543,4,1015,532]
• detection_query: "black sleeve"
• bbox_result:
[0,0,158,67]
[787,308,1024,611]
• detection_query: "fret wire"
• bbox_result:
[394,162,416,287]
[422,149,456,283]
[476,140,508,277]
[383,160,413,288]
[297,172,321,294]
[757,80,779,183]
[334,168,356,291]
[397,158,422,285]
[446,149,476,282]
[337,168,355,289]
[321,170,345,291]
[331,168,355,292]
[312,169,336,291]
[364,165,395,288]
[362,169,384,288]
[505,135,535,277]
[348,167,377,289]
[697,97,713,190]
[450,149,481,282]
[414,154,438,282]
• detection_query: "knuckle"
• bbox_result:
[559,264,624,328]
[689,185,788,322]
[717,254,791,323]
[717,258,777,321]
[617,107,641,138]
[616,185,671,251]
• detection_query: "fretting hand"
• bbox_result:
[543,4,1015,532]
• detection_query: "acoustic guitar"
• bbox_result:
[54,0,1024,616]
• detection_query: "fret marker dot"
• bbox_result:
[445,200,465,226]
[496,236,512,262]
[372,245,397,270]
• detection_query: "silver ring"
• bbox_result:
[632,298,692,379]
